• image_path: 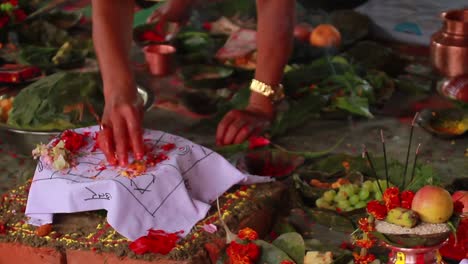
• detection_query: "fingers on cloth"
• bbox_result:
[111,115,130,166]
[124,107,145,160]
[98,126,117,165]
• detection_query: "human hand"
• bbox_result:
[98,89,144,166]
[216,109,272,146]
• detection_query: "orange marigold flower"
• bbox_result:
[238,227,258,241]
[353,252,376,264]
[366,200,387,220]
[383,187,400,210]
[358,218,375,232]
[355,238,375,249]
[226,241,260,263]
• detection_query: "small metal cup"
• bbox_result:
[143,44,176,76]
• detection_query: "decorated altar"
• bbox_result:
[0,1,466,264]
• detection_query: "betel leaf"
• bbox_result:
[270,93,326,137]
[333,96,373,118]
[8,72,104,130]
[255,240,293,263]
[272,232,305,264]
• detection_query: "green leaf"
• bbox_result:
[333,96,374,118]
[293,174,325,200]
[272,232,305,264]
[270,93,326,137]
[288,136,345,159]
[255,240,293,264]
[215,142,249,156]
[304,208,355,233]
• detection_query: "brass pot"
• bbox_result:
[430,9,468,78]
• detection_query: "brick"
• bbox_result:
[0,242,65,264]
[66,249,189,264]
[204,238,226,264]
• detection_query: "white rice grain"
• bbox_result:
[375,220,450,235]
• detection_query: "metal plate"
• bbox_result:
[0,85,154,155]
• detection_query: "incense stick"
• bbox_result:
[381,129,389,187]
[409,143,421,184]
[402,112,419,189]
[362,145,383,194]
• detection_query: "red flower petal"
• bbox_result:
[129,229,182,255]
[248,136,270,149]
[161,143,176,151]
[400,190,415,209]
[366,200,387,220]
[129,236,151,255]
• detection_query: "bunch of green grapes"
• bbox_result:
[315,180,390,212]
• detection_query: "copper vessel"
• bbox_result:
[430,9,468,77]
[143,44,176,76]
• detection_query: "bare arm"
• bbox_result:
[92,0,135,97]
[216,0,295,145]
[92,0,144,166]
[251,0,295,116]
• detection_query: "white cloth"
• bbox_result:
[25,126,273,240]
[356,0,467,45]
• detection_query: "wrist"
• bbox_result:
[103,80,137,102]
[247,91,275,119]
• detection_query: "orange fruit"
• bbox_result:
[309,24,341,48]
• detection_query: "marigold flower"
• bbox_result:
[226,241,260,263]
[353,252,376,264]
[383,187,400,210]
[366,200,387,220]
[400,190,415,209]
[358,218,375,232]
[355,238,375,249]
[238,227,258,241]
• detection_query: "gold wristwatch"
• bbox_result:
[249,79,285,103]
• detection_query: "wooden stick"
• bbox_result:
[362,145,383,194]
[402,112,419,189]
[381,129,389,187]
[409,143,422,184]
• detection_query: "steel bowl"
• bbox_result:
[0,86,154,155]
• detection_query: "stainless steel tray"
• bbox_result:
[0,85,155,155]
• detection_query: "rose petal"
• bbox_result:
[202,224,218,234]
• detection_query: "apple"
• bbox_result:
[452,191,468,213]
[411,185,454,223]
